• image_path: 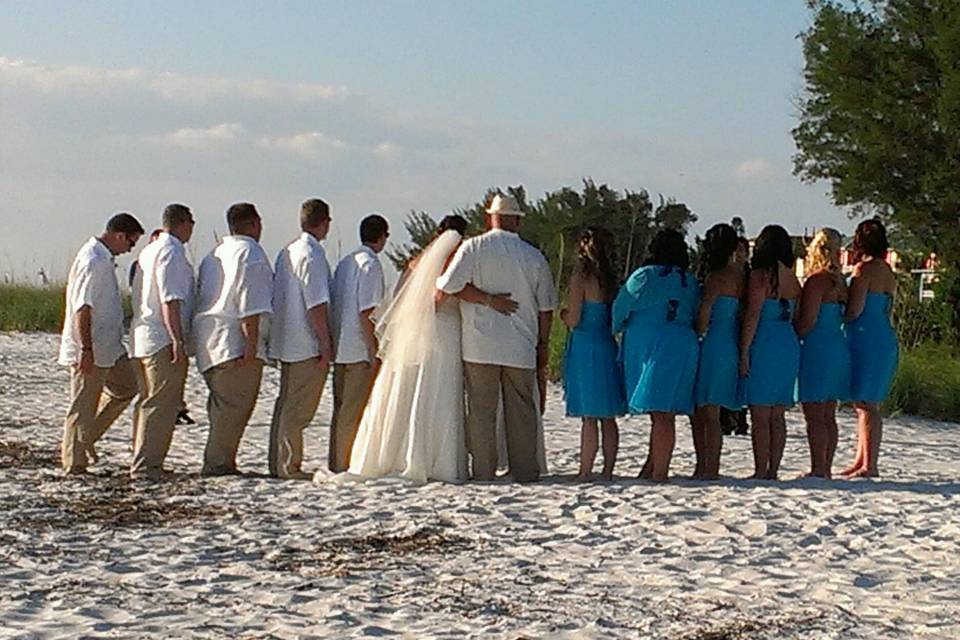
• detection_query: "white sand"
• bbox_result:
[1,331,957,639]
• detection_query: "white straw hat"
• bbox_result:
[486,193,525,217]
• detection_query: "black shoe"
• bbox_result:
[176,410,196,425]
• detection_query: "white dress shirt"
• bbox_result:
[331,245,385,364]
[193,235,273,373]
[130,232,195,358]
[437,228,557,369]
[268,232,332,363]
[58,237,127,368]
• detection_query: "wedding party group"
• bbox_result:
[56,191,898,486]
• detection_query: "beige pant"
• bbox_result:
[131,346,188,479]
[269,358,328,478]
[464,363,540,482]
[329,362,376,472]
[62,356,138,472]
[202,359,263,475]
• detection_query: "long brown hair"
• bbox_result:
[575,226,618,299]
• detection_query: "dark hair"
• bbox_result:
[646,229,690,270]
[105,212,145,235]
[438,214,468,236]
[575,226,619,299]
[300,198,330,229]
[162,203,192,229]
[149,228,163,241]
[751,224,794,296]
[737,236,750,249]
[360,214,389,244]
[700,223,738,278]
[851,218,888,261]
[226,202,260,234]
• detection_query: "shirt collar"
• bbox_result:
[358,244,378,258]
[301,232,322,249]
[90,237,115,262]
[486,228,518,237]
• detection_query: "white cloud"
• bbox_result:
[145,122,245,148]
[0,56,350,105]
[372,142,399,158]
[733,158,772,181]
[258,131,348,157]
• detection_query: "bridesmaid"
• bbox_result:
[613,229,700,482]
[562,227,626,481]
[693,223,744,480]
[842,218,898,478]
[795,228,850,478]
[740,225,801,480]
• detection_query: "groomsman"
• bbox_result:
[328,214,388,472]
[268,198,334,479]
[129,204,195,480]
[194,203,273,476]
[59,213,145,474]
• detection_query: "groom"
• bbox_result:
[437,193,556,482]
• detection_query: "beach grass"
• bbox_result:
[888,342,960,422]
[0,284,65,332]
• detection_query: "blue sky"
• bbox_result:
[0,1,843,280]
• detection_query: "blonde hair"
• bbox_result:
[805,227,843,275]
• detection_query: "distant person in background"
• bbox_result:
[58,213,144,474]
[693,223,743,480]
[194,203,273,476]
[721,236,751,437]
[561,227,625,481]
[128,229,164,287]
[613,229,700,482]
[842,218,898,478]
[795,228,849,479]
[740,225,801,480]
[129,204,196,481]
[268,198,334,480]
[328,214,389,472]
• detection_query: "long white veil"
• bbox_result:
[375,230,461,368]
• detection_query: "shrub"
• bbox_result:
[0,285,65,332]
[887,343,960,422]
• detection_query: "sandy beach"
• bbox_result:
[1,331,957,639]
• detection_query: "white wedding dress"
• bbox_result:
[338,230,468,483]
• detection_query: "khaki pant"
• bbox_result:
[62,356,138,473]
[131,346,188,479]
[269,358,328,478]
[464,363,540,482]
[202,359,263,475]
[329,362,376,472]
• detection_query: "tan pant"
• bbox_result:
[131,346,188,479]
[329,362,376,472]
[464,363,540,482]
[269,358,328,478]
[62,356,138,473]
[202,359,263,475]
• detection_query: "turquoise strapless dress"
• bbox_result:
[848,292,899,403]
[563,301,626,418]
[695,296,743,410]
[799,302,851,403]
[743,298,800,407]
[613,265,701,416]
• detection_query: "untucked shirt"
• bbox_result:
[331,245,385,364]
[130,232,195,358]
[58,237,127,368]
[268,232,332,363]
[437,228,557,369]
[193,235,273,373]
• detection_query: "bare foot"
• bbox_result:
[839,462,863,476]
[701,473,720,481]
[599,472,614,482]
[650,474,670,483]
[848,468,879,479]
[573,473,592,483]
[689,472,704,481]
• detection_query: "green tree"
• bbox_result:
[793,0,960,331]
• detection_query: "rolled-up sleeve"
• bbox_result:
[357,262,384,313]
[237,258,274,318]
[300,255,331,310]
[535,257,557,311]
[436,242,474,294]
[155,247,192,304]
